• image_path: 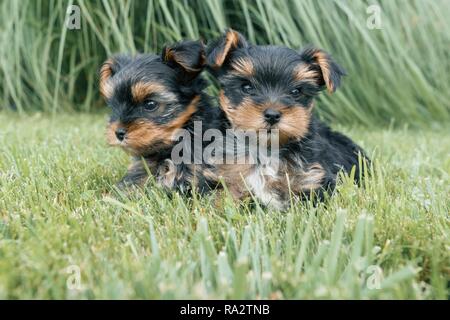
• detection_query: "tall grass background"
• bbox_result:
[0,0,449,127]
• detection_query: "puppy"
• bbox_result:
[100,40,222,194]
[206,29,369,209]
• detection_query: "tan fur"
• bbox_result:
[131,82,169,103]
[278,104,312,143]
[156,159,177,189]
[220,91,265,131]
[164,47,205,73]
[231,57,254,77]
[106,121,120,146]
[217,155,326,209]
[300,163,326,190]
[163,95,199,131]
[106,96,200,155]
[287,162,326,192]
[293,63,320,83]
[213,30,240,68]
[99,59,114,99]
[310,50,334,93]
[216,162,253,200]
[220,90,312,144]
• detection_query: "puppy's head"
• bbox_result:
[100,40,206,156]
[207,29,345,144]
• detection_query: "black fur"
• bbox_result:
[100,40,224,194]
[281,117,367,196]
[206,29,369,208]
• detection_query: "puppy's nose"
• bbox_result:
[115,128,127,141]
[264,109,281,125]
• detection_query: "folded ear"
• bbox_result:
[206,28,248,70]
[99,55,132,98]
[299,47,346,93]
[162,40,206,82]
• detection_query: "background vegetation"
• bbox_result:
[1,0,449,126]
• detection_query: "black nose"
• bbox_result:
[115,128,127,141]
[264,109,281,125]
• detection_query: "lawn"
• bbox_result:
[0,112,448,299]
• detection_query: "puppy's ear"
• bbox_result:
[299,47,346,93]
[206,29,248,70]
[99,55,132,98]
[162,40,206,82]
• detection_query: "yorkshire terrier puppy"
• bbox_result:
[206,29,369,209]
[100,40,222,193]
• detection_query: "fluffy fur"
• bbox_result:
[100,40,223,194]
[206,29,369,209]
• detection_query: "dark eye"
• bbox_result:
[290,88,302,97]
[241,83,255,95]
[144,99,158,111]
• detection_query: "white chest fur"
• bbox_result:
[245,160,285,210]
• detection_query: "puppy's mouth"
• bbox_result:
[265,123,279,131]
[106,124,144,154]
[259,120,303,145]
[114,139,133,151]
[109,136,159,157]
[107,134,134,152]
[108,132,155,152]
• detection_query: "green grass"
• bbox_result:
[0,113,448,299]
[1,0,450,126]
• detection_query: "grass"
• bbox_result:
[1,0,450,126]
[0,112,448,299]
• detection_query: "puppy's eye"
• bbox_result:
[290,88,302,97]
[144,99,158,111]
[241,83,255,95]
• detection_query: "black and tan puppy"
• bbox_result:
[100,40,221,193]
[206,29,369,209]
